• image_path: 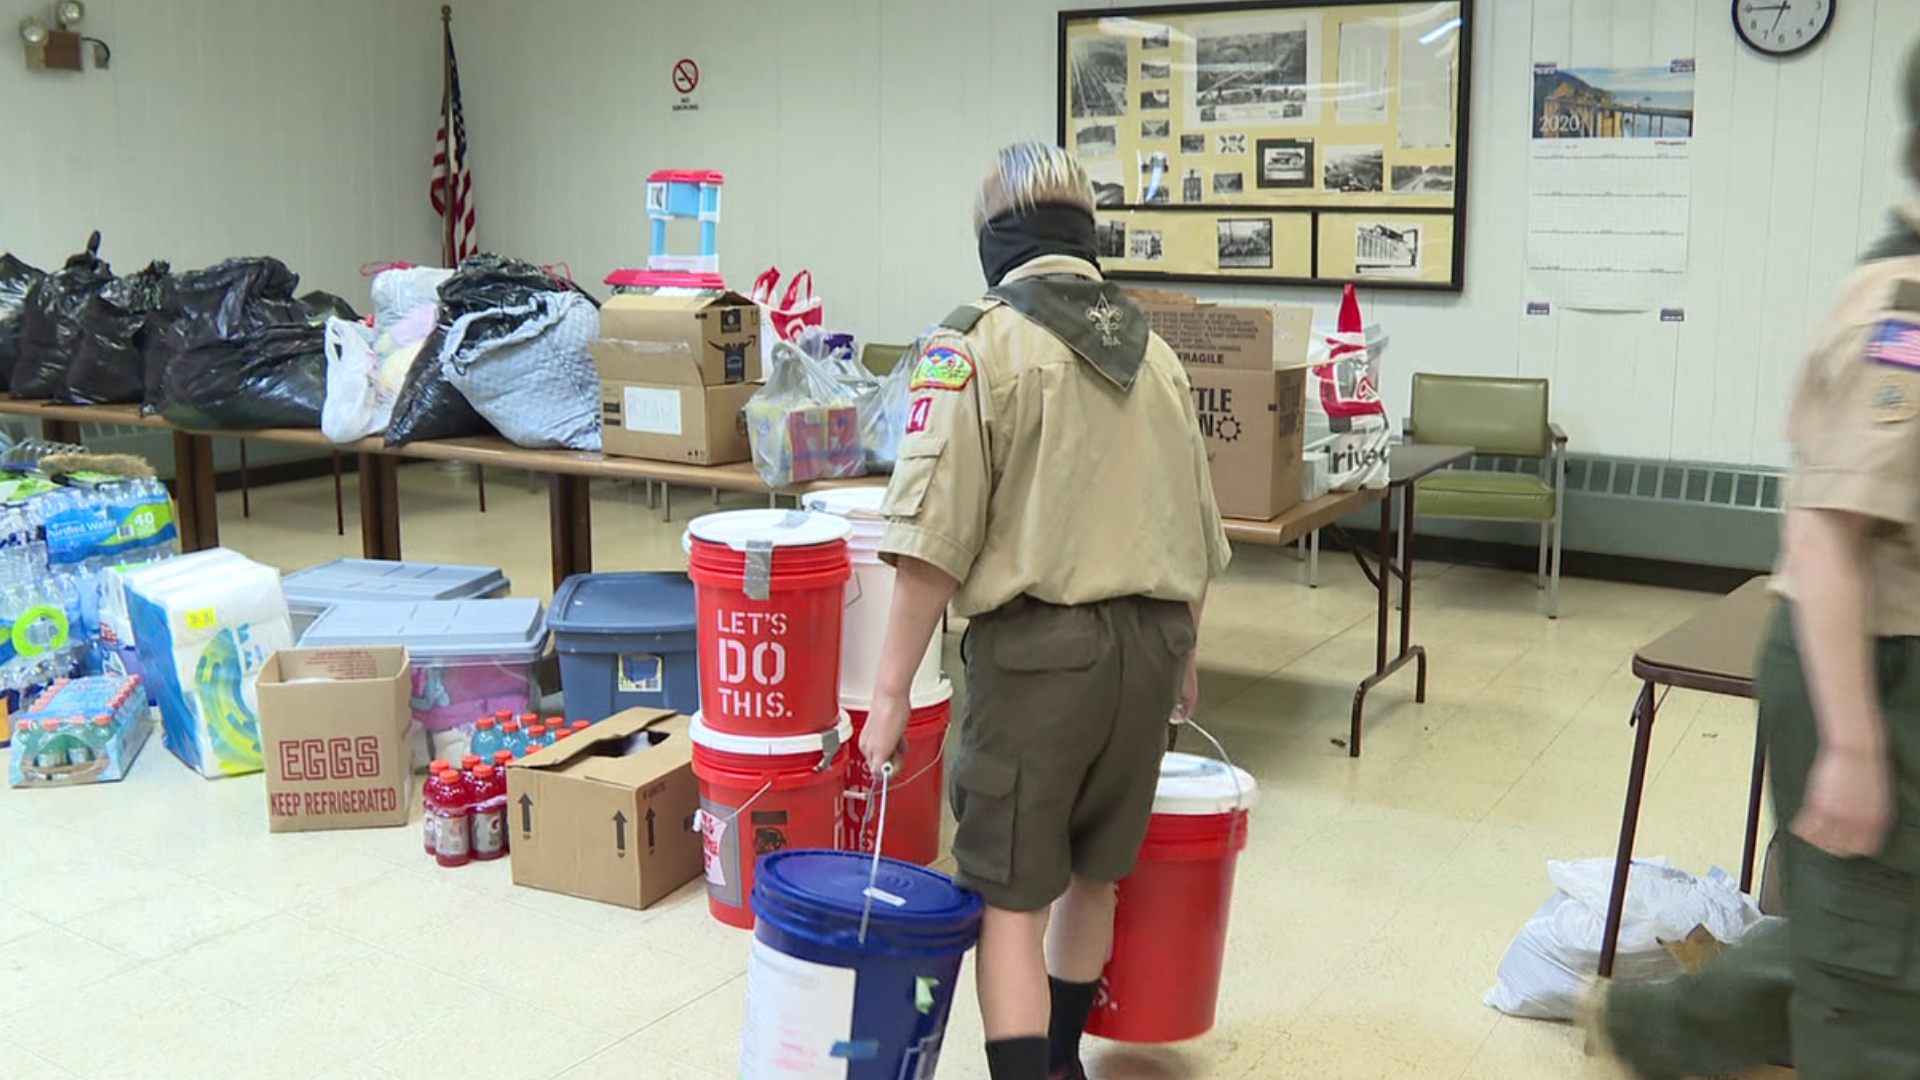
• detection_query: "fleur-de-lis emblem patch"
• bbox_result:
[1086,294,1125,347]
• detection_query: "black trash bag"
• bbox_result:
[14,232,112,399]
[62,260,173,405]
[299,290,360,323]
[384,253,581,447]
[0,254,46,388]
[154,256,330,430]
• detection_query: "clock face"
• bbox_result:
[1733,0,1835,56]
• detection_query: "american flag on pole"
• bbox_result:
[431,13,477,264]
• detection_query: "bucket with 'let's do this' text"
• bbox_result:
[687,509,851,738]
[1090,751,1257,1044]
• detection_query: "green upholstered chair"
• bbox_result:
[861,343,910,378]
[1407,374,1568,618]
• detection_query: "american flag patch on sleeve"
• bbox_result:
[1868,319,1920,370]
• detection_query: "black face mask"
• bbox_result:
[976,203,1101,287]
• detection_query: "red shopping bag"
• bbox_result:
[751,267,824,344]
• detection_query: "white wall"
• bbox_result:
[0,0,444,308]
[453,0,1914,468]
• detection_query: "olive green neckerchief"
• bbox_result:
[986,276,1150,392]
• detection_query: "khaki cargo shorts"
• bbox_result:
[948,595,1194,912]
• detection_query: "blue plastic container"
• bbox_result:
[547,572,700,721]
[744,850,983,1080]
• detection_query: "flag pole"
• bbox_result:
[440,4,455,268]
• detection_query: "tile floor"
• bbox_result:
[0,465,1769,1079]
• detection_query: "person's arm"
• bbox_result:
[1783,505,1895,857]
[1175,589,1205,723]
[874,557,960,701]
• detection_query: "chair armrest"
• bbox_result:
[1549,422,1569,447]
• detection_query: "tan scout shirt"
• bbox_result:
[1778,208,1920,636]
[879,255,1233,619]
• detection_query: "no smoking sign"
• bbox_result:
[672,58,700,114]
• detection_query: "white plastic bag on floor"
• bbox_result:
[1484,858,1772,1021]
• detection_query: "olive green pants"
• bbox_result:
[1607,608,1920,1080]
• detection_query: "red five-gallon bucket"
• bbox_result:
[1090,751,1257,1044]
[686,509,851,738]
[842,680,954,867]
[690,711,851,929]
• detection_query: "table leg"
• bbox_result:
[1740,732,1768,895]
[171,431,219,552]
[1599,681,1659,978]
[357,453,401,560]
[39,418,81,447]
[549,474,593,588]
[1347,488,1432,758]
[331,453,345,537]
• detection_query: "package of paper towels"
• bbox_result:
[124,548,293,777]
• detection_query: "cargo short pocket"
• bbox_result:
[1153,605,1197,660]
[881,435,946,520]
[1796,844,1919,986]
[949,752,1018,886]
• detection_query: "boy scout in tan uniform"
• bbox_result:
[862,143,1230,1080]
[1595,40,1920,1080]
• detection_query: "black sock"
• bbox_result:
[1047,977,1100,1076]
[986,1036,1050,1080]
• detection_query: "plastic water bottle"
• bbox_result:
[423,758,453,855]
[470,717,503,762]
[490,749,514,774]
[501,720,528,758]
[467,764,506,861]
[34,719,68,769]
[526,724,549,750]
[426,768,473,868]
[460,754,482,774]
[79,714,114,761]
[12,720,39,770]
[570,720,591,738]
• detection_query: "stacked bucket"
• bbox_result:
[802,488,951,868]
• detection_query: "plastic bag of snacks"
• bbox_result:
[1308,284,1389,491]
[745,341,864,487]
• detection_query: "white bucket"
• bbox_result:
[803,489,943,702]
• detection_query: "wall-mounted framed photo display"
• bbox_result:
[1059,0,1473,291]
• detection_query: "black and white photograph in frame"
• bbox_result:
[1141,119,1172,140]
[1086,160,1125,207]
[1180,134,1206,154]
[1142,24,1171,49]
[1129,228,1166,262]
[1390,164,1455,193]
[1217,218,1274,269]
[1069,37,1129,118]
[1255,138,1314,188]
[1141,88,1172,110]
[1218,132,1248,155]
[1095,218,1128,259]
[1213,172,1246,196]
[1188,14,1319,126]
[1323,145,1384,193]
[1075,122,1119,157]
[1141,59,1171,80]
[1355,221,1423,276]
[1182,168,1205,203]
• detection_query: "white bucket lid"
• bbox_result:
[688,712,854,757]
[1153,752,1258,815]
[840,679,955,716]
[686,509,852,552]
[802,487,888,520]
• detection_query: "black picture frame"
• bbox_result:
[1057,0,1476,293]
[1255,138,1316,189]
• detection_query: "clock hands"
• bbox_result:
[1771,0,1791,35]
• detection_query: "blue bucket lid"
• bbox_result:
[752,850,982,958]
[548,572,697,636]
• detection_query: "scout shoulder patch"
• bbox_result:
[910,345,975,392]
[1869,372,1920,424]
[1867,316,1920,371]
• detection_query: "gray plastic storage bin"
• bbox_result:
[299,598,548,764]
[547,572,699,721]
[282,558,510,639]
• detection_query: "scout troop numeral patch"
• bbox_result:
[910,346,975,392]
[906,395,934,434]
[1868,319,1920,371]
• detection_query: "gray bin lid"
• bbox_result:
[548,572,697,637]
[283,559,510,614]
[299,598,548,662]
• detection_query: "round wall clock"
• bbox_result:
[1733,0,1835,57]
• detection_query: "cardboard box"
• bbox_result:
[506,710,702,910]
[592,339,756,465]
[1131,291,1313,521]
[256,647,413,833]
[597,292,763,385]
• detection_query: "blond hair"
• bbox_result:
[973,142,1095,231]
